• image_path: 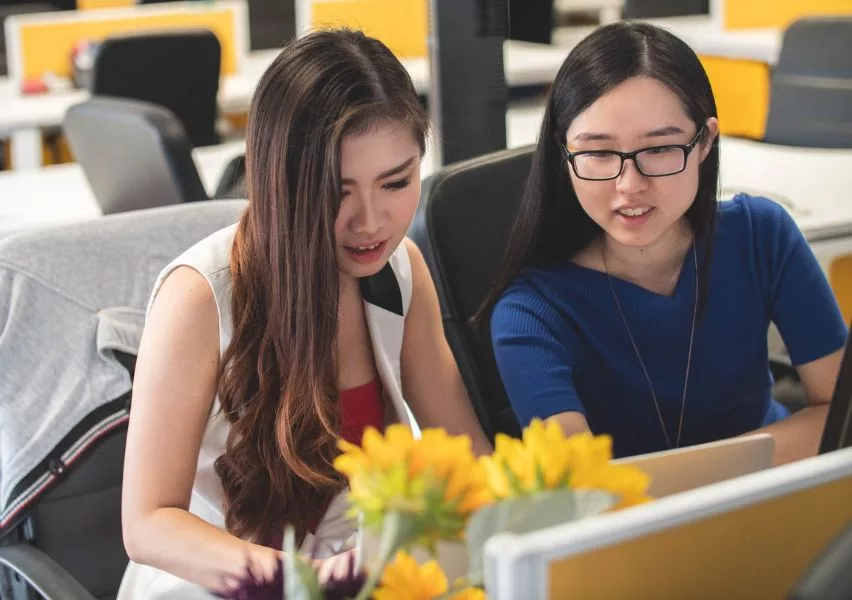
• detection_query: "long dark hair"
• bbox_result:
[477,21,719,324]
[214,29,429,545]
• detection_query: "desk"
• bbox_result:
[0,140,246,238]
[4,103,852,252]
[0,41,570,170]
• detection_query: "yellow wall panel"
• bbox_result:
[17,7,239,81]
[549,475,852,599]
[76,0,135,9]
[311,0,428,58]
[830,255,852,325]
[725,0,852,30]
[699,55,770,140]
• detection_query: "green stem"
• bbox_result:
[353,512,405,600]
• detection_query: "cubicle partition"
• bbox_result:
[3,0,249,86]
[485,447,852,599]
[295,0,428,58]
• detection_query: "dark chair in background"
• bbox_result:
[788,523,852,600]
[64,97,208,215]
[408,146,534,441]
[91,29,221,147]
[248,0,296,50]
[0,200,248,600]
[622,0,708,18]
[764,16,852,148]
[214,153,247,199]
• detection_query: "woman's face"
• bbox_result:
[334,121,422,279]
[563,76,718,249]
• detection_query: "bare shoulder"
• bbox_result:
[144,265,219,357]
[402,237,431,293]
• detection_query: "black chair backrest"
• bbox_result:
[91,29,221,147]
[64,97,208,215]
[213,153,246,199]
[764,16,852,148]
[408,146,534,440]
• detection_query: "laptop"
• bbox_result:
[613,433,775,499]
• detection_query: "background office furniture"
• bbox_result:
[0,200,248,600]
[788,524,852,600]
[763,17,852,148]
[91,29,222,147]
[622,0,708,18]
[248,0,295,50]
[63,97,208,215]
[408,146,534,441]
[213,153,246,199]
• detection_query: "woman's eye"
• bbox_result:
[384,178,411,190]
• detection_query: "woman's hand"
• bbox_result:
[316,548,358,585]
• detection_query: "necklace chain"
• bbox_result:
[602,245,699,449]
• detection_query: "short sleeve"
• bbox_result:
[750,196,848,365]
[490,282,585,427]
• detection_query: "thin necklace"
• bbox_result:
[602,244,699,449]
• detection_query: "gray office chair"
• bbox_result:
[0,200,248,600]
[63,97,208,215]
[764,17,852,148]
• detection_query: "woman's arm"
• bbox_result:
[122,267,281,593]
[749,349,842,466]
[400,239,492,455]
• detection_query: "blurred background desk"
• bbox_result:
[0,40,569,170]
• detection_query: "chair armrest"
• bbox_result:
[788,524,852,600]
[0,544,96,600]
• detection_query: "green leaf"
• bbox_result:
[465,488,615,584]
[283,527,323,600]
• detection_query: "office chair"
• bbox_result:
[214,153,247,199]
[64,97,208,215]
[408,146,534,441]
[0,200,248,600]
[788,523,852,600]
[764,16,852,148]
[91,29,221,147]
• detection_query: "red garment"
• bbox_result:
[305,379,385,536]
[338,378,385,445]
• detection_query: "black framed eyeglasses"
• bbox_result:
[560,126,706,181]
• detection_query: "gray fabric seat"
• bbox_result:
[764,16,852,148]
[64,97,209,216]
[0,200,247,600]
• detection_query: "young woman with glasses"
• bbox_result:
[479,21,847,465]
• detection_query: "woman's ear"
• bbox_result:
[699,117,720,161]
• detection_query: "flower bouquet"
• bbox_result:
[239,419,652,599]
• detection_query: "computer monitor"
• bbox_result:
[819,327,852,453]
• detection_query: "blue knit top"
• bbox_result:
[491,195,848,457]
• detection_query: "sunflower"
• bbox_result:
[334,425,492,544]
[479,419,652,507]
[372,551,486,600]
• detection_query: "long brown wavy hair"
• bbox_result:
[214,29,429,546]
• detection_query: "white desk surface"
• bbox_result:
[0,41,569,138]
[0,139,246,238]
[3,103,852,245]
[553,16,781,65]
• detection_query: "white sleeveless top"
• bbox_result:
[118,224,417,599]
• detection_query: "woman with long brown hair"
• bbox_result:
[117,29,490,598]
